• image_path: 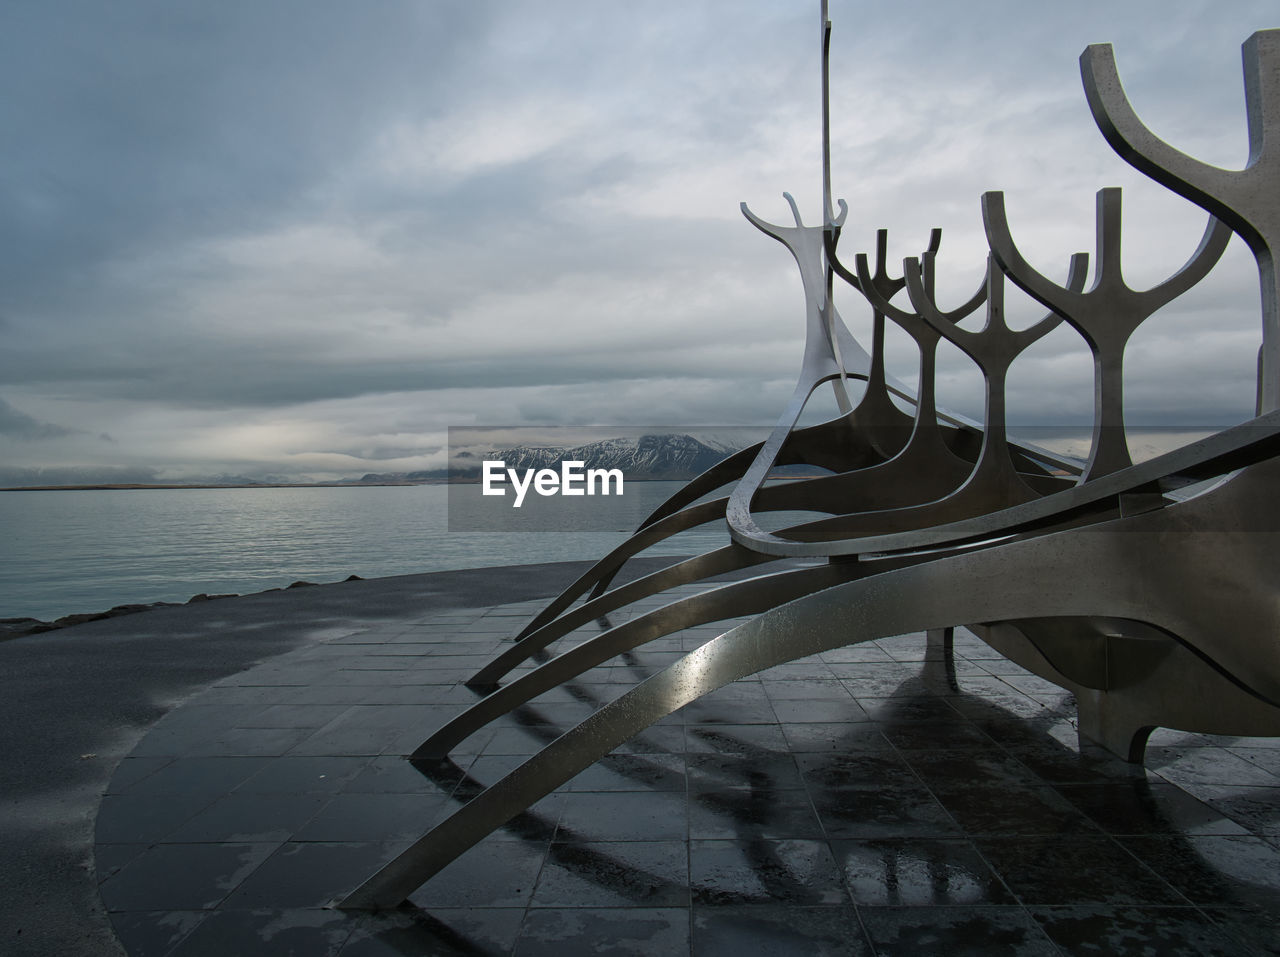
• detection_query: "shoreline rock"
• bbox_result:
[0,574,366,641]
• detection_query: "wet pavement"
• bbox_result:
[0,560,669,956]
[86,577,1280,956]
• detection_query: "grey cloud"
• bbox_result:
[0,397,80,439]
[1,0,1276,483]
[0,0,490,309]
[2,345,794,410]
[320,444,444,462]
[0,465,160,487]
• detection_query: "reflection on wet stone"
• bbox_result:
[97,610,1280,955]
[834,839,1015,907]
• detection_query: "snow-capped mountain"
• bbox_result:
[472,433,737,481]
[347,433,748,484]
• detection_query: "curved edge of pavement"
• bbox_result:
[0,558,678,957]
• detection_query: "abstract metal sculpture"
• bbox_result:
[339,5,1280,909]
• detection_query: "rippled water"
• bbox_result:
[0,483,730,621]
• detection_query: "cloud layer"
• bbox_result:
[1,0,1275,482]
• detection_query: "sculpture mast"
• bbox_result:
[819,0,853,413]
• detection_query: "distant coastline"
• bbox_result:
[2,433,846,491]
[0,476,730,492]
[0,481,436,492]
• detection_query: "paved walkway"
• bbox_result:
[0,560,671,956]
[4,560,1280,955]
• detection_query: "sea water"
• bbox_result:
[0,483,733,622]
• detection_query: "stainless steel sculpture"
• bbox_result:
[339,6,1280,910]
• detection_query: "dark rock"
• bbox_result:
[107,603,170,615]
[53,612,106,627]
[0,618,54,640]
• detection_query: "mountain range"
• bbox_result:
[355,433,742,484]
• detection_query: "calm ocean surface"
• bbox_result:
[0,483,733,622]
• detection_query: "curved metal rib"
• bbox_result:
[472,544,781,687]
[520,432,1069,671]
[515,498,730,642]
[415,560,863,760]
[584,407,895,601]
[719,407,1280,559]
[1080,32,1280,410]
[517,407,980,662]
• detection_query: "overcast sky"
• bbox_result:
[0,0,1274,483]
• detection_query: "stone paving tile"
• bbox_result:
[97,610,1280,956]
[531,840,690,908]
[342,755,456,794]
[1229,747,1280,777]
[96,792,223,844]
[95,844,152,885]
[516,907,690,957]
[686,723,789,753]
[686,751,804,791]
[292,792,454,843]
[689,786,824,841]
[692,904,869,955]
[819,644,895,663]
[237,755,373,794]
[1199,906,1280,956]
[566,753,687,792]
[222,841,406,910]
[811,783,964,840]
[556,790,689,842]
[110,755,274,797]
[795,749,921,792]
[998,742,1150,785]
[778,722,893,754]
[974,836,1186,906]
[1054,781,1251,837]
[166,908,355,957]
[188,726,319,757]
[1186,784,1280,842]
[107,911,207,957]
[99,842,279,911]
[405,839,547,909]
[690,838,847,906]
[338,907,525,956]
[1117,834,1280,913]
[832,838,1015,907]
[163,791,332,843]
[1149,746,1280,789]
[877,719,1000,751]
[236,703,354,729]
[929,784,1103,838]
[1027,905,1245,957]
[858,905,1059,956]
